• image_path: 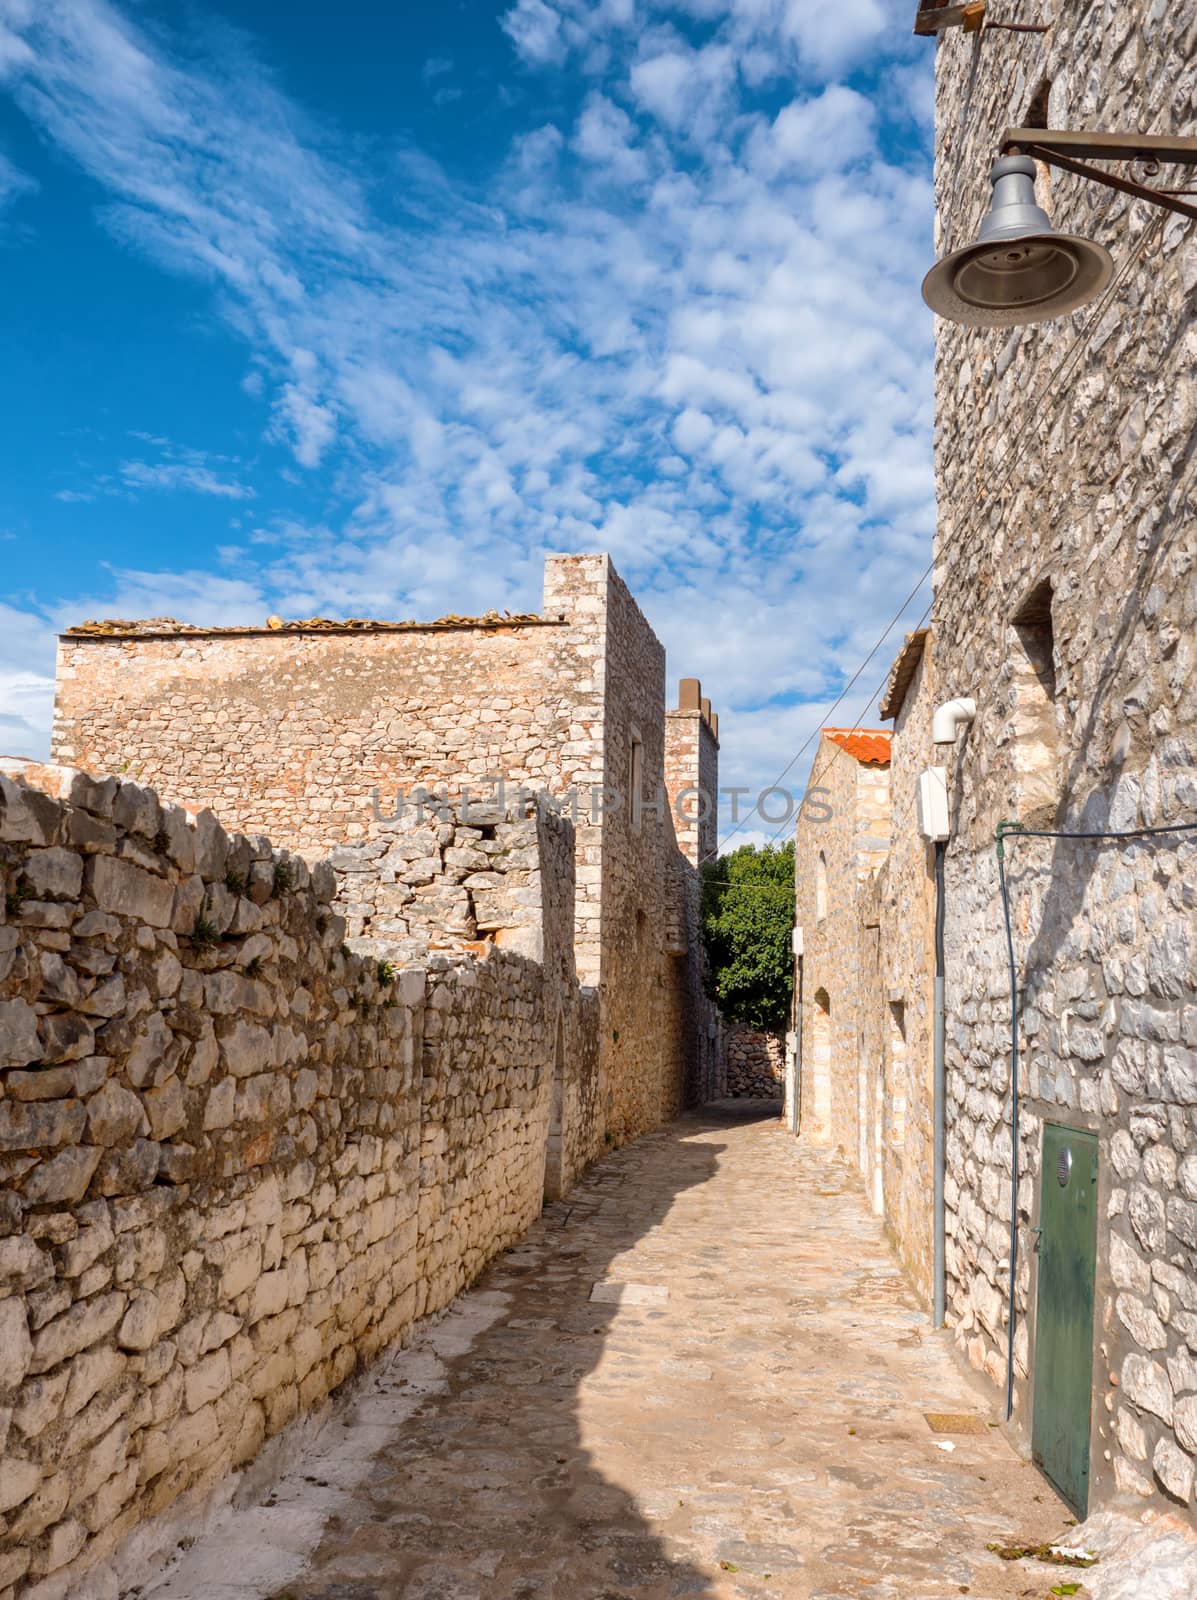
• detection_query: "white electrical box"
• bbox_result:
[792,925,804,958]
[917,766,951,842]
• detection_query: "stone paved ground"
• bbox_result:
[142,1103,1077,1600]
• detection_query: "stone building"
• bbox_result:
[790,658,941,1303]
[791,728,891,1158]
[921,0,1197,1522]
[51,553,720,1147]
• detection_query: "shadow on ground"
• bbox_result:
[265,1108,774,1599]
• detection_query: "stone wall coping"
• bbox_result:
[60,617,569,640]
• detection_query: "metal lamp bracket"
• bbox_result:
[1001,128,1197,224]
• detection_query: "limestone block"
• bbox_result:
[64,1347,125,1419]
[0,1297,34,1389]
[0,1457,42,1514]
[0,1098,86,1153]
[118,1291,160,1352]
[1123,1353,1174,1424]
[86,855,174,927]
[22,1146,102,1206]
[29,1293,126,1375]
[39,1014,95,1065]
[142,1075,186,1140]
[0,1236,53,1290]
[0,999,41,1067]
[219,1020,274,1078]
[7,1059,107,1103]
[1153,1436,1194,1504]
[185,1349,232,1413]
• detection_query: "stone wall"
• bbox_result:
[930,5,1197,1516]
[52,557,607,979]
[663,683,723,1107]
[794,732,891,1156]
[0,763,578,1597]
[872,636,938,1301]
[724,1023,783,1099]
[50,553,706,1149]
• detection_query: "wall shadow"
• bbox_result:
[269,1114,733,1600]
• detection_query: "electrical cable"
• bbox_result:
[703,568,933,861]
[995,817,1197,1421]
[717,209,1169,872]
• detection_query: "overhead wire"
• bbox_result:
[722,200,1169,863]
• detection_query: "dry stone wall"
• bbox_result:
[931,4,1197,1517]
[724,1024,783,1099]
[50,553,706,1150]
[0,763,579,1598]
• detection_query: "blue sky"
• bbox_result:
[0,0,936,844]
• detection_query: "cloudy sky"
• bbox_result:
[0,0,935,849]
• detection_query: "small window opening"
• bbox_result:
[630,732,644,831]
[1009,579,1060,822]
[1024,76,1052,129]
[888,1000,907,1149]
[815,851,828,923]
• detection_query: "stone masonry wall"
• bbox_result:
[595,566,684,1141]
[931,5,1197,1516]
[794,735,891,1158]
[0,763,577,1598]
[50,554,699,1150]
[724,1023,783,1099]
[663,687,723,1108]
[870,640,938,1302]
[52,557,609,981]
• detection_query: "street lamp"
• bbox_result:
[923,129,1197,327]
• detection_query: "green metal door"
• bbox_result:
[1032,1123,1098,1516]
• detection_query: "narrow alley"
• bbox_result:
[142,1104,1068,1600]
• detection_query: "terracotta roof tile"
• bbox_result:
[823,727,892,765]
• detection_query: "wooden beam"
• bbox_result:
[914,2,984,35]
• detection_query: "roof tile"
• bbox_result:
[823,727,892,765]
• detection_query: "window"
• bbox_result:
[630,731,644,831]
[809,988,832,1139]
[1009,579,1060,821]
[815,851,828,923]
[888,1000,907,1149]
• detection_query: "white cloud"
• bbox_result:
[501,0,567,66]
[0,603,56,760]
[0,0,936,841]
[120,460,254,498]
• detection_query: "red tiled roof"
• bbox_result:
[823,728,892,765]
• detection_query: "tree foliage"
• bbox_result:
[700,841,794,1034]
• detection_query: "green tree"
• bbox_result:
[701,841,794,1034]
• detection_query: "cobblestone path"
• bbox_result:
[146,1103,1069,1600]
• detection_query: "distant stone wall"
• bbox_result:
[50,553,706,1153]
[724,1023,783,1099]
[0,765,577,1598]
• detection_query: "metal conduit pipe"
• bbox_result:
[929,697,977,1331]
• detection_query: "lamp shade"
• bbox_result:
[922,155,1113,327]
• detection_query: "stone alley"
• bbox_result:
[138,1104,1071,1600]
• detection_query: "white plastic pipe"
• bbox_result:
[932,696,977,745]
